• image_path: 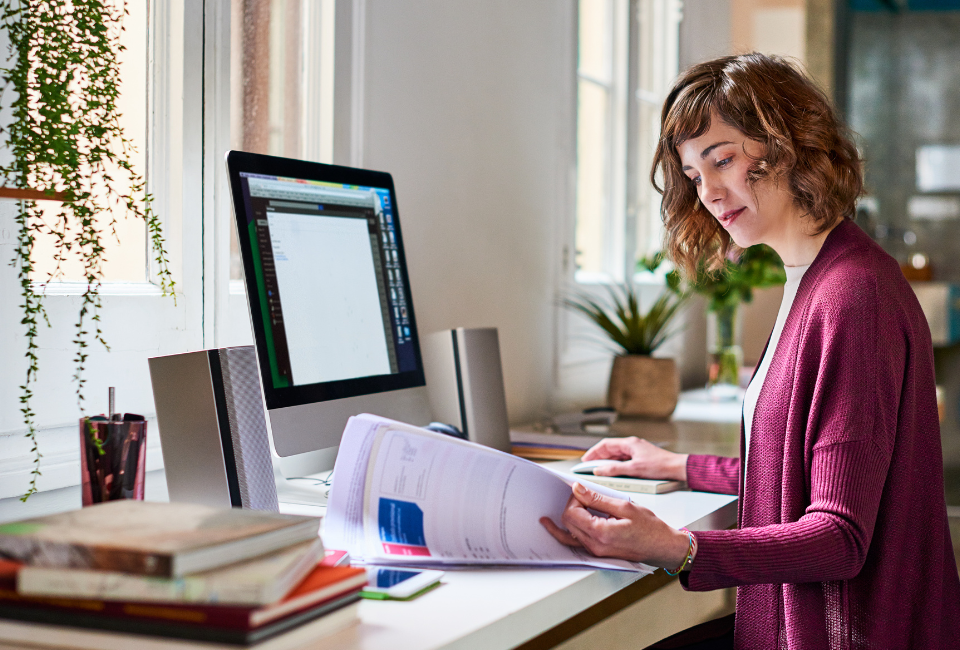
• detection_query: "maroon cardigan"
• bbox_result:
[682,220,960,649]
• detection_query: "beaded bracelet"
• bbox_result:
[665,528,696,576]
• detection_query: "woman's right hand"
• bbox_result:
[581,436,688,481]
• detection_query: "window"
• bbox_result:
[228,0,335,281]
[28,0,148,284]
[221,0,336,348]
[0,1,206,500]
[573,0,680,283]
[634,0,681,266]
[576,0,627,281]
[556,0,681,407]
[0,1,336,501]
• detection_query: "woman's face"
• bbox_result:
[677,116,797,250]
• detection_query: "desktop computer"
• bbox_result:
[151,152,511,508]
[224,151,434,480]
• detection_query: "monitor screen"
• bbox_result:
[227,152,426,416]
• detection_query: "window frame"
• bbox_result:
[572,0,681,286]
[556,0,681,399]
[574,0,628,283]
[0,0,342,502]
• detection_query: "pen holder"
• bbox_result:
[80,414,147,506]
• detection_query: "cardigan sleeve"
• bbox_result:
[685,454,740,495]
[683,262,902,591]
[682,439,891,590]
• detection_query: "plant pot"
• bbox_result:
[607,355,680,419]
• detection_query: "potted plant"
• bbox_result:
[687,245,785,393]
[564,269,688,418]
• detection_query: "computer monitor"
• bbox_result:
[225,151,432,474]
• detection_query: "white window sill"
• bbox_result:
[572,270,668,287]
[30,281,166,297]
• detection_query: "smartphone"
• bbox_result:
[361,566,444,600]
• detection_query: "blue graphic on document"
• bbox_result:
[378,498,426,545]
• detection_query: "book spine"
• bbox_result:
[80,546,173,576]
[17,567,271,605]
[250,576,368,627]
[0,587,253,629]
[0,540,172,577]
[510,447,585,460]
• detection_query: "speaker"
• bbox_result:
[148,346,279,511]
[421,327,511,453]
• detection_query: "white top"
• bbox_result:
[743,263,810,472]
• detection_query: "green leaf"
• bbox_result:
[657,244,785,312]
[564,282,688,356]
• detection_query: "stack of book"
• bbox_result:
[509,430,595,460]
[0,500,366,645]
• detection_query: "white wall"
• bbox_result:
[679,0,733,70]
[338,1,576,424]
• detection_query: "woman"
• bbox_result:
[541,53,960,649]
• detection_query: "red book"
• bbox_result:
[321,549,350,567]
[0,560,367,643]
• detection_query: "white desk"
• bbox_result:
[0,395,743,649]
[316,489,736,650]
[0,469,736,650]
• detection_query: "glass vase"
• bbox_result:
[708,304,743,399]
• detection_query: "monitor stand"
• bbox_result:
[273,447,337,508]
[266,387,433,509]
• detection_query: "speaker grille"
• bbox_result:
[220,346,279,511]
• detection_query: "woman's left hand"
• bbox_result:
[540,482,691,568]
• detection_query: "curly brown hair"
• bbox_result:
[652,53,863,277]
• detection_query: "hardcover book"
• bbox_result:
[17,539,325,605]
[0,500,320,577]
[0,560,366,644]
[0,592,360,646]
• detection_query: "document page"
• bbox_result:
[325,415,654,573]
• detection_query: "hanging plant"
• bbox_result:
[0,0,175,500]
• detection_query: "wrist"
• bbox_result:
[663,528,693,573]
[666,453,689,481]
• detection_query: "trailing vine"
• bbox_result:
[0,0,175,500]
